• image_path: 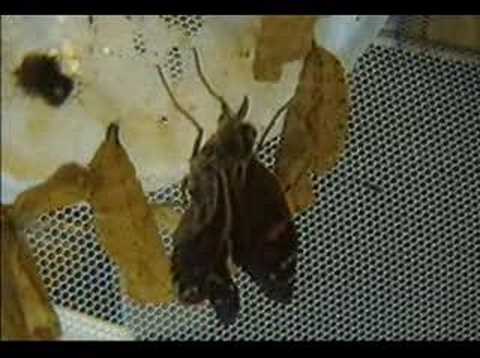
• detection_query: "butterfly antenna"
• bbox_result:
[255,96,294,154]
[156,65,203,158]
[192,48,234,119]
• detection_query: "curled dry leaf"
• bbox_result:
[284,171,315,215]
[12,163,92,230]
[1,206,62,340]
[275,45,350,213]
[89,123,173,304]
[274,98,316,213]
[253,16,317,82]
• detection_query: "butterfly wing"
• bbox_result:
[172,167,240,325]
[231,159,298,303]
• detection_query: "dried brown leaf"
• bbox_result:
[284,172,315,215]
[253,16,317,82]
[275,45,350,213]
[426,16,480,51]
[1,206,62,340]
[89,123,173,304]
[12,163,92,229]
[305,47,349,176]
[274,97,316,213]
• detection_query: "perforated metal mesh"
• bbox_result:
[160,15,204,37]
[17,20,480,340]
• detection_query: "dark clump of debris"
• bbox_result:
[14,53,74,107]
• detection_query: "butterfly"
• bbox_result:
[156,48,297,325]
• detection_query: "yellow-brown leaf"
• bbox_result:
[253,16,317,82]
[12,163,92,229]
[275,45,349,213]
[1,206,62,340]
[89,123,173,304]
[285,173,315,215]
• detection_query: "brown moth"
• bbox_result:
[156,49,297,325]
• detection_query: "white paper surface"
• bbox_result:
[56,306,135,341]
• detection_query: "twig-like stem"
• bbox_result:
[256,97,294,153]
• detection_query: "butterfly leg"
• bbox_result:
[255,96,294,154]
